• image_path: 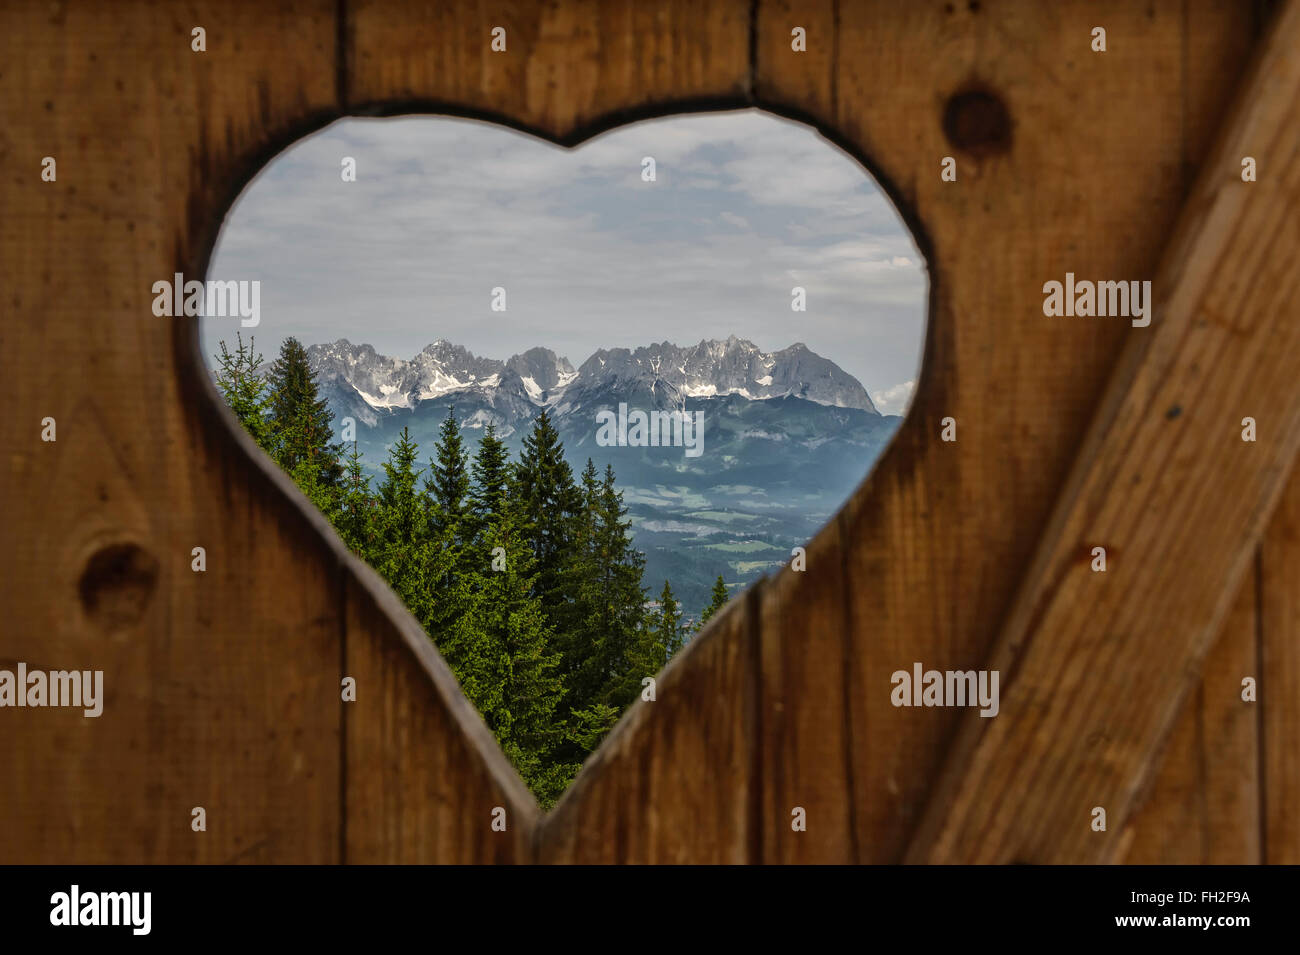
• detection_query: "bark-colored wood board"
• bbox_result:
[0,0,1289,865]
[1125,0,1279,866]
[0,0,344,863]
[1122,564,1261,864]
[347,0,753,137]
[1261,473,1300,863]
[758,0,1259,862]
[1123,0,1292,864]
[904,0,1300,863]
[754,0,835,120]
[756,516,855,861]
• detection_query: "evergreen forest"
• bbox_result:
[213,334,731,806]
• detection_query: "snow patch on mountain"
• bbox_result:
[306,336,878,430]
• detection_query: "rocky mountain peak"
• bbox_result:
[306,337,877,428]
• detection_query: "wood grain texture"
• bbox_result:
[757,514,856,862]
[1116,0,1279,868]
[0,0,344,864]
[1122,564,1261,864]
[0,0,1292,864]
[1115,0,1273,866]
[757,0,1266,863]
[0,0,534,864]
[1261,472,1300,863]
[904,0,1300,863]
[347,0,753,137]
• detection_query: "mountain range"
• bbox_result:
[305,336,900,613]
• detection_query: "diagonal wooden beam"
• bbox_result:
[904,0,1300,864]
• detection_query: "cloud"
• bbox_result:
[871,380,916,416]
[204,110,927,394]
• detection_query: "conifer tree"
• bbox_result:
[512,410,581,610]
[655,579,685,661]
[464,509,571,807]
[288,450,341,526]
[373,427,440,626]
[462,422,514,592]
[609,579,682,706]
[577,458,601,505]
[213,333,274,453]
[266,337,343,484]
[542,459,602,755]
[212,340,687,805]
[428,407,471,543]
[701,574,730,625]
[435,579,505,742]
[564,464,648,716]
[566,703,620,758]
[469,423,511,532]
[336,442,375,561]
[551,459,602,663]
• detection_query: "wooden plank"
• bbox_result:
[757,0,1259,862]
[0,0,343,863]
[165,0,542,864]
[757,516,856,862]
[1128,3,1279,867]
[0,0,541,866]
[904,0,1300,863]
[347,0,753,140]
[1121,0,1269,864]
[1261,471,1300,862]
[0,0,1283,867]
[1121,563,1260,864]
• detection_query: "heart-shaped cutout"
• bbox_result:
[202,110,927,806]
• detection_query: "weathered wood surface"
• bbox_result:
[753,0,1272,865]
[1121,565,1261,864]
[0,0,1294,864]
[904,0,1300,863]
[1261,475,1300,863]
[0,0,532,865]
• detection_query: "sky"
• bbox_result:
[203,110,927,414]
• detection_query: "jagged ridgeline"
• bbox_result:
[308,336,901,614]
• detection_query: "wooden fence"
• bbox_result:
[1,0,1296,863]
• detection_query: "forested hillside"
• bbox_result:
[213,334,727,805]
[306,336,901,611]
